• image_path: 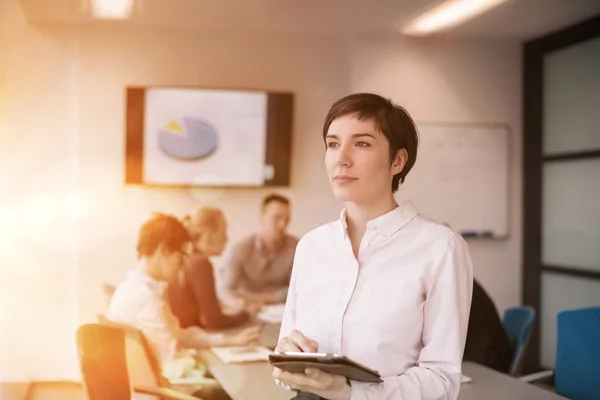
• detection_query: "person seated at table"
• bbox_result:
[463,279,514,373]
[108,213,260,394]
[221,193,299,308]
[168,206,253,330]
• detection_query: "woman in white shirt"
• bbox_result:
[273,93,474,399]
[108,213,259,376]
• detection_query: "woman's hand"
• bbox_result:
[273,330,352,400]
[274,329,318,353]
[273,367,352,400]
[244,300,264,317]
[226,326,261,346]
[242,291,277,306]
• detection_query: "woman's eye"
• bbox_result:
[327,142,339,148]
[356,141,371,147]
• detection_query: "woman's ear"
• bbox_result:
[193,233,206,251]
[391,149,408,175]
[184,241,193,255]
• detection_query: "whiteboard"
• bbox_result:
[399,123,510,238]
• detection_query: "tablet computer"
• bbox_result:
[268,352,383,383]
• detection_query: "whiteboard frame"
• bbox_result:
[408,120,512,240]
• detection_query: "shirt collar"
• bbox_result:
[339,200,419,240]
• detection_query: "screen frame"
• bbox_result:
[124,85,294,188]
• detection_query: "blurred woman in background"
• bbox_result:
[169,206,256,334]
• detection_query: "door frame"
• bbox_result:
[523,14,600,370]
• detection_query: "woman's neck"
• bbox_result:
[345,195,398,239]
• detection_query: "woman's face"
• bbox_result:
[324,114,405,205]
[195,216,228,257]
[160,243,191,282]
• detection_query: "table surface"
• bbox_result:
[201,324,565,400]
[459,362,566,400]
[200,323,292,400]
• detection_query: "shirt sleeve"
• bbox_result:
[186,255,250,330]
[131,291,182,365]
[221,239,249,299]
[137,294,226,360]
[272,286,289,303]
[275,238,304,390]
[349,234,474,400]
[278,237,304,342]
[179,325,225,349]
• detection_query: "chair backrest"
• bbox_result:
[124,326,169,390]
[555,307,600,400]
[502,306,535,376]
[96,314,168,390]
[75,324,132,400]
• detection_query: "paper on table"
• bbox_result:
[257,304,286,323]
[210,346,273,363]
[461,374,473,384]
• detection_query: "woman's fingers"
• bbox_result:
[276,330,319,354]
[276,336,302,352]
[289,329,318,352]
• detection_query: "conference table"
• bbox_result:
[200,323,566,400]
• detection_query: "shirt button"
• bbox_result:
[363,242,369,247]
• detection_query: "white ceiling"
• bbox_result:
[19,0,600,41]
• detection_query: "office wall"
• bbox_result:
[0,0,521,381]
[0,2,80,381]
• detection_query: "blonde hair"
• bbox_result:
[181,206,224,240]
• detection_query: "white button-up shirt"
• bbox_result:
[279,200,473,399]
[108,269,224,366]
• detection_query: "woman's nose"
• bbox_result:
[336,145,352,167]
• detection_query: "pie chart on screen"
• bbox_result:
[158,117,219,160]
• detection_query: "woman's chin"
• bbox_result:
[332,187,359,202]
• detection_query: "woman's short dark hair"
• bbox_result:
[136,213,191,259]
[322,93,419,192]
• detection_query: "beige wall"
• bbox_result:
[0,2,80,381]
[0,0,521,381]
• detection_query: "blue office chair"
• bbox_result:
[554,307,600,400]
[502,306,535,376]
